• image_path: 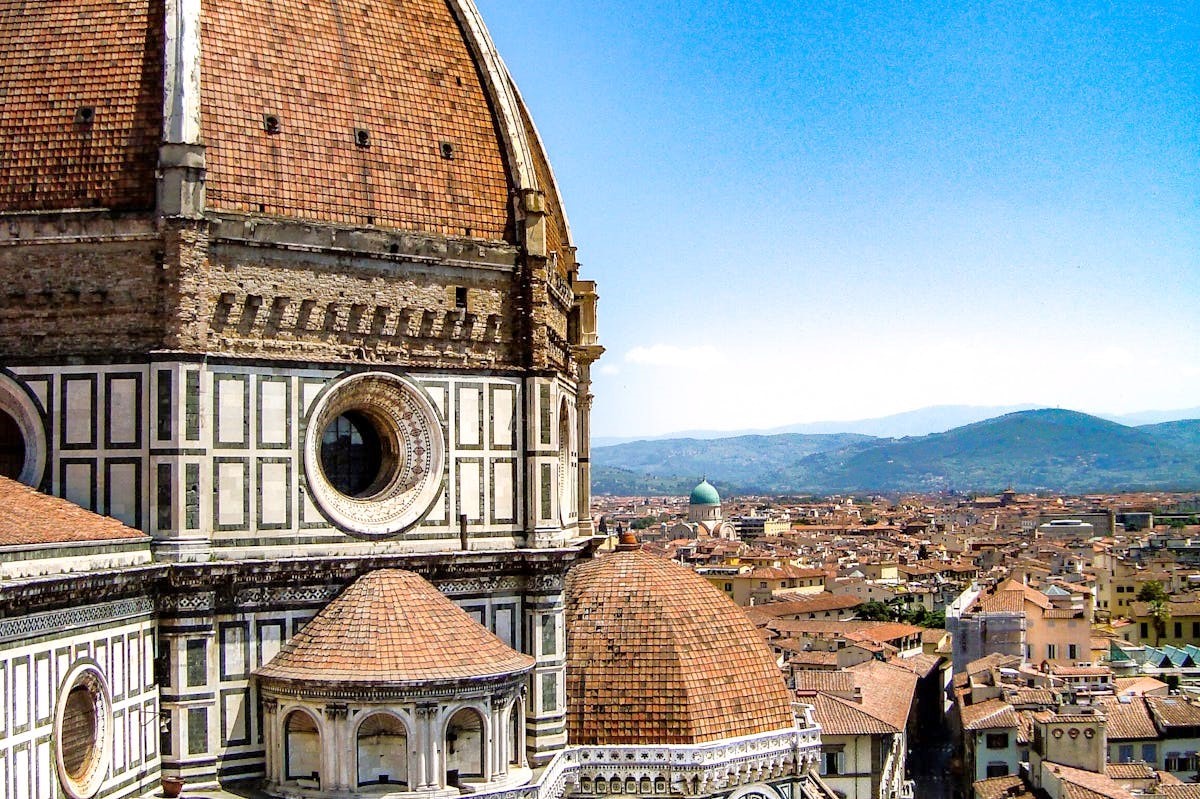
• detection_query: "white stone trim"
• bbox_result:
[508,81,574,246]
[162,0,202,144]
[444,0,538,193]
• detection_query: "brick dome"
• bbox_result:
[0,0,572,252]
[256,569,533,686]
[565,549,798,745]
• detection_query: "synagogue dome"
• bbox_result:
[689,479,721,507]
[564,547,797,745]
[0,0,572,257]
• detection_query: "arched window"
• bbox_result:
[445,707,486,784]
[509,701,523,767]
[284,710,321,785]
[557,398,574,525]
[357,713,408,787]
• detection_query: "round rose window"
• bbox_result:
[55,663,112,799]
[304,372,445,537]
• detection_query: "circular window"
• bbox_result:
[0,374,46,487]
[55,662,112,799]
[304,373,444,537]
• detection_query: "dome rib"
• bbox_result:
[256,569,533,686]
[565,551,797,745]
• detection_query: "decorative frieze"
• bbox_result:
[0,597,153,644]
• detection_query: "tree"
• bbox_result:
[1138,581,1171,646]
[858,601,893,621]
[1137,580,1169,603]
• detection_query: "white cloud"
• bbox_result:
[596,363,621,376]
[624,343,724,367]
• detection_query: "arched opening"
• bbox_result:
[445,707,486,784]
[283,710,321,785]
[0,409,26,480]
[357,713,408,788]
[557,398,574,525]
[509,702,522,767]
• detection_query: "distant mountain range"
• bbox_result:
[592,409,1200,496]
[592,404,1200,447]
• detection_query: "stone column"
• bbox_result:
[415,704,440,789]
[262,698,280,785]
[570,278,603,539]
[324,703,350,791]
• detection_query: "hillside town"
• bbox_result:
[595,483,1200,799]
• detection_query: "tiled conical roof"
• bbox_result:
[565,549,797,745]
[256,569,533,685]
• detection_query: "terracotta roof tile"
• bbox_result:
[0,477,148,546]
[809,692,896,736]
[1044,761,1136,799]
[960,698,1018,731]
[565,550,796,745]
[1146,695,1200,729]
[0,0,162,211]
[1104,763,1155,780]
[973,774,1029,799]
[256,569,533,685]
[200,0,515,239]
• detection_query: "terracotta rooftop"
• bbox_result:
[744,595,862,625]
[1104,762,1155,780]
[1146,695,1200,728]
[808,692,896,736]
[199,0,517,240]
[793,671,855,696]
[973,774,1029,799]
[565,549,797,745]
[256,569,533,685]
[960,697,1018,731]
[1043,761,1136,799]
[976,578,1053,613]
[846,660,917,731]
[0,477,148,546]
[1097,696,1157,740]
[0,0,161,211]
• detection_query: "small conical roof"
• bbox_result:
[256,569,533,685]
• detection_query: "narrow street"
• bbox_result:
[908,737,958,799]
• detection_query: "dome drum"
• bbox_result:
[259,689,531,798]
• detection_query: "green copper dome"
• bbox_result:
[689,479,721,506]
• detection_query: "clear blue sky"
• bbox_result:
[476,0,1200,438]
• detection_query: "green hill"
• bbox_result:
[592,433,873,495]
[592,409,1200,495]
[1140,419,1200,450]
